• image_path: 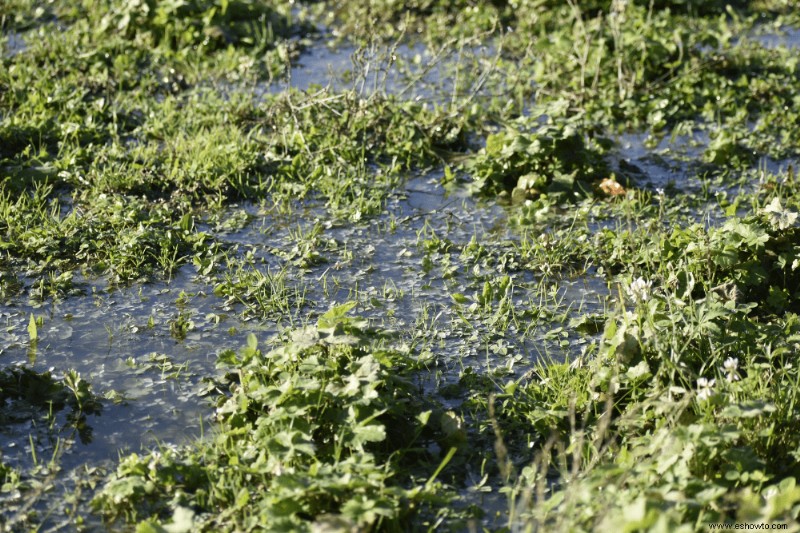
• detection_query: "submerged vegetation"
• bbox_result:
[3,0,800,531]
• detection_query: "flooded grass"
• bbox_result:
[3,1,800,531]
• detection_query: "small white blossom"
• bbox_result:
[696,377,716,401]
[655,189,666,207]
[722,357,740,382]
[626,277,653,304]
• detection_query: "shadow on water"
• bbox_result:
[614,131,706,192]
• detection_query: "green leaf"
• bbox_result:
[162,507,195,533]
[246,333,258,351]
[417,410,432,426]
[625,361,651,381]
[724,219,769,248]
[28,313,37,342]
[721,401,776,419]
[451,293,470,304]
[443,165,454,183]
[135,522,163,533]
[318,301,358,328]
[235,488,250,509]
[353,424,386,444]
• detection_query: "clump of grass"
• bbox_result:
[0,183,214,285]
[2,14,479,294]
[466,119,612,201]
[213,259,306,323]
[456,192,800,529]
[482,286,800,529]
[68,0,297,54]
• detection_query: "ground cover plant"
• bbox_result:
[2,0,800,531]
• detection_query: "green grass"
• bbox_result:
[3,0,800,531]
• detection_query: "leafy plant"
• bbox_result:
[94,303,459,530]
[467,120,611,200]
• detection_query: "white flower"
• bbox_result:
[696,377,716,401]
[626,277,653,304]
[722,357,740,382]
[762,197,798,231]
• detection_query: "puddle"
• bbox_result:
[282,40,359,92]
[615,130,707,191]
[4,4,800,530]
[0,29,607,523]
[0,272,289,524]
[752,25,800,50]
[218,172,610,389]
[266,36,512,106]
[0,277,240,468]
[0,170,609,485]
[2,31,27,57]
[3,118,788,529]
[614,129,791,191]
